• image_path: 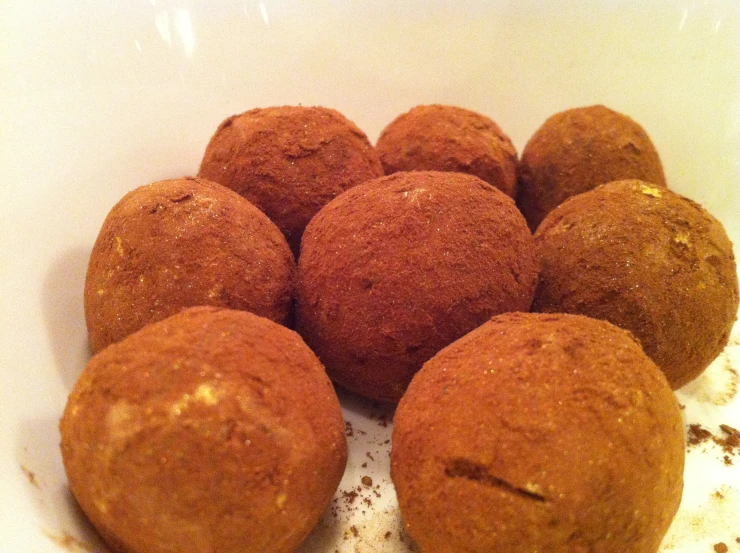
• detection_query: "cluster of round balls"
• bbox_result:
[64,103,738,553]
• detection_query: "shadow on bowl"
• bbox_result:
[42,246,92,391]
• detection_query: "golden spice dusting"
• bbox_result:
[638,183,663,198]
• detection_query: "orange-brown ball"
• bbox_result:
[376,104,518,197]
[517,105,666,230]
[84,177,294,353]
[392,312,684,553]
[296,171,537,402]
[198,106,383,255]
[61,307,347,553]
[532,180,739,389]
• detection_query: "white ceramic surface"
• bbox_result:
[1,2,739,552]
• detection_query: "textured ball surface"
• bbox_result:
[296,171,537,402]
[392,312,685,553]
[517,105,666,230]
[533,179,739,389]
[376,104,518,197]
[84,177,294,353]
[61,307,347,553]
[198,106,383,254]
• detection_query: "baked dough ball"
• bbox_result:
[517,105,666,230]
[392,312,684,553]
[61,306,347,553]
[198,106,383,255]
[84,177,294,353]
[296,171,537,402]
[376,104,518,197]
[533,180,739,389]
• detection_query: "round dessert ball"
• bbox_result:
[517,105,667,230]
[84,176,294,353]
[392,312,685,553]
[296,171,537,402]
[61,306,347,553]
[533,180,739,389]
[376,104,518,197]
[198,106,384,255]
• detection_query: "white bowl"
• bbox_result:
[1,2,738,552]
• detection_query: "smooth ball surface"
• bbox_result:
[198,106,384,254]
[296,171,537,402]
[376,104,518,197]
[392,312,685,553]
[61,307,348,553]
[533,180,739,389]
[517,105,666,230]
[84,177,294,353]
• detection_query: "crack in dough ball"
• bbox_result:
[392,312,684,553]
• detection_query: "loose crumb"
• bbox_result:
[687,423,712,445]
[21,465,39,488]
[44,531,96,552]
[713,543,728,553]
[361,475,373,487]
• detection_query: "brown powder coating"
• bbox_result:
[533,180,739,389]
[517,105,667,231]
[296,171,537,402]
[61,307,347,553]
[376,105,518,197]
[84,177,294,353]
[198,106,383,255]
[391,312,685,553]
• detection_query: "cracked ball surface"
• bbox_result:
[391,312,684,553]
[61,306,347,553]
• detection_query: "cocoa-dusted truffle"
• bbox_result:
[84,177,294,353]
[296,171,537,402]
[198,106,384,254]
[533,180,739,389]
[517,105,666,230]
[61,307,347,553]
[392,312,685,553]
[376,104,518,197]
